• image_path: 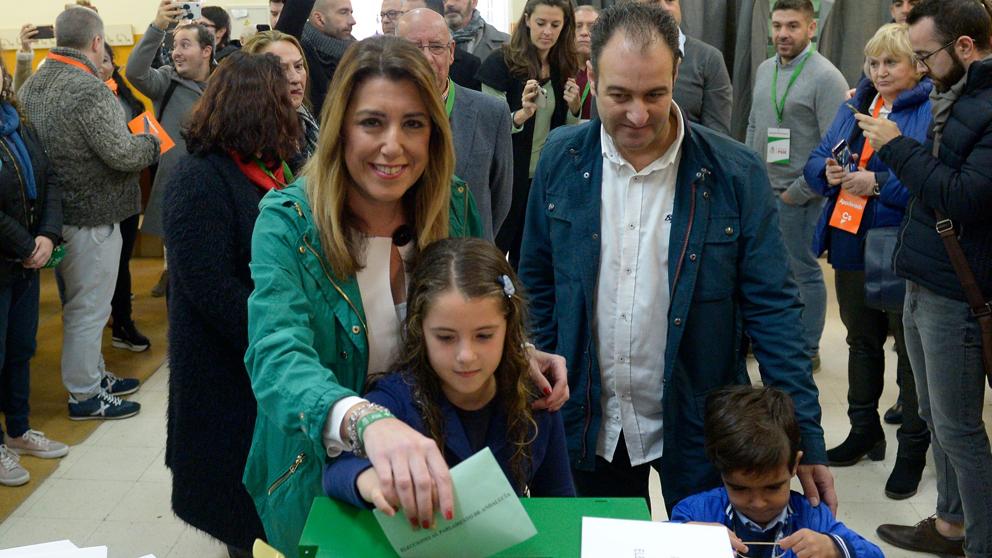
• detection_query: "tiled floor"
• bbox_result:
[2,279,992,557]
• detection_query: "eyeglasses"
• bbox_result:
[380,10,405,20]
[913,38,956,71]
[408,41,452,56]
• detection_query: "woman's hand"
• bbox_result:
[362,416,454,530]
[153,0,184,31]
[23,236,53,269]
[19,24,38,53]
[527,347,569,411]
[356,467,396,516]
[841,170,877,197]
[514,79,540,126]
[824,158,847,186]
[778,528,842,558]
[563,77,582,116]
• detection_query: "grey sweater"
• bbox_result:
[18,48,159,227]
[746,47,848,202]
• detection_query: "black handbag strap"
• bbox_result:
[157,80,179,123]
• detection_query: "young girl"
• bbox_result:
[323,237,574,518]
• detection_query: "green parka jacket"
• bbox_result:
[243,177,482,553]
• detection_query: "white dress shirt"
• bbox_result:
[595,104,685,466]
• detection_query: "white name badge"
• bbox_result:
[767,127,791,165]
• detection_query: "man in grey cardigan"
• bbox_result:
[398,9,513,240]
[746,0,848,369]
[19,7,160,420]
[444,0,509,63]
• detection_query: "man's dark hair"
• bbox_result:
[589,1,681,75]
[55,6,104,50]
[907,0,992,51]
[183,52,301,162]
[704,386,801,476]
[201,6,232,47]
[771,0,815,19]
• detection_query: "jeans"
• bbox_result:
[835,270,928,458]
[904,281,992,555]
[776,197,826,357]
[111,214,139,327]
[59,224,122,399]
[0,273,40,443]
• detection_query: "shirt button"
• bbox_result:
[583,172,590,179]
[548,202,556,211]
[689,253,697,262]
[457,186,465,194]
[351,325,361,334]
[703,191,711,200]
[620,313,627,320]
[628,223,636,230]
[725,226,735,236]
[618,356,626,363]
[674,318,683,326]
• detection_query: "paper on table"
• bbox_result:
[373,447,537,558]
[0,541,79,558]
[581,518,735,558]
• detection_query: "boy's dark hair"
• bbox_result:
[705,386,801,476]
[772,0,815,20]
[589,1,681,76]
[907,0,992,52]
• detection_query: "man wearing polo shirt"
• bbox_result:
[397,8,512,240]
[746,0,847,370]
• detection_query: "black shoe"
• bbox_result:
[877,517,964,556]
[885,456,926,500]
[151,270,168,298]
[884,402,904,425]
[112,322,150,352]
[827,430,886,466]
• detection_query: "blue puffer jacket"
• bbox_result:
[879,59,992,302]
[803,78,932,267]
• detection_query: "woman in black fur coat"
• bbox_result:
[162,52,302,558]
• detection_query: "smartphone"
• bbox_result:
[831,139,858,172]
[175,1,202,21]
[34,25,54,40]
[256,24,271,32]
[845,102,864,115]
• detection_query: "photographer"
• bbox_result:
[126,0,213,296]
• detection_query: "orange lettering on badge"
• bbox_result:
[829,190,867,234]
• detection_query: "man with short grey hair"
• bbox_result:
[19,7,160,420]
[397,8,512,239]
[443,0,508,63]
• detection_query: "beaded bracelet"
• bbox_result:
[346,403,393,458]
[356,409,396,450]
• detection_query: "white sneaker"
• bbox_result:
[0,444,29,486]
[7,429,69,459]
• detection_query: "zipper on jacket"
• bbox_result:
[267,452,306,495]
[294,203,369,333]
[893,196,915,271]
[0,141,31,230]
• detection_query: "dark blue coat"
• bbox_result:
[671,488,884,558]
[323,373,575,507]
[879,58,992,301]
[517,117,826,509]
[804,79,932,269]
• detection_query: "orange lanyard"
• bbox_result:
[858,96,886,169]
[45,52,94,75]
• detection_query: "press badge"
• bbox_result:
[767,127,791,165]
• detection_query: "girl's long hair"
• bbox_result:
[503,0,579,84]
[303,36,454,278]
[397,238,537,491]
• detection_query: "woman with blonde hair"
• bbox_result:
[243,35,568,554]
[804,22,931,500]
[242,30,319,165]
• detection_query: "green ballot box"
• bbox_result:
[298,497,651,558]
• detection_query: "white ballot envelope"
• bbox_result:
[581,517,735,558]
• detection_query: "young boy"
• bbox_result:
[670,386,882,558]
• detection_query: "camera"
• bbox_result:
[175,1,202,21]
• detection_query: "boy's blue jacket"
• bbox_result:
[803,78,932,265]
[517,117,826,508]
[671,487,884,558]
[322,373,575,507]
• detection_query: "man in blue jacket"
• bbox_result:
[517,2,835,514]
[857,0,992,555]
